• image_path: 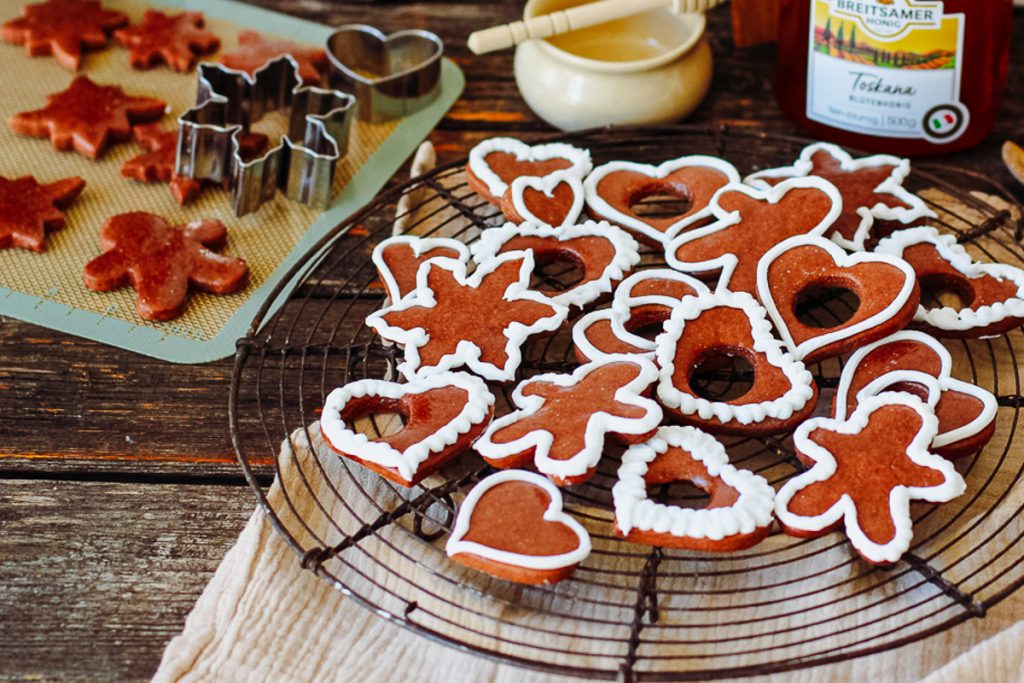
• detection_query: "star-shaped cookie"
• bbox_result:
[220,30,327,85]
[114,10,219,72]
[0,174,85,252]
[1,0,127,70]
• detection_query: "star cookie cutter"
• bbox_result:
[176,55,356,216]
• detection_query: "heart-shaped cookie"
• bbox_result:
[613,426,775,551]
[832,330,997,458]
[584,155,740,245]
[875,226,1024,338]
[500,170,584,227]
[655,290,817,436]
[446,470,591,585]
[371,235,469,302]
[320,372,494,486]
[756,234,919,364]
[466,137,592,205]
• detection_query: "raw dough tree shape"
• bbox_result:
[114,10,220,72]
[1,0,127,70]
[220,30,328,85]
[0,175,85,252]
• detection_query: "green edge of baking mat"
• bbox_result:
[0,0,464,364]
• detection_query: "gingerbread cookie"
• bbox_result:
[756,234,919,364]
[833,330,997,458]
[584,155,741,245]
[446,470,591,585]
[366,251,568,381]
[613,426,775,551]
[572,269,709,363]
[666,178,842,296]
[0,174,84,252]
[9,76,167,159]
[466,137,592,205]
[875,226,1024,338]
[775,392,965,565]
[1,0,127,70]
[114,10,219,72]
[221,30,328,85]
[371,235,470,303]
[476,356,662,486]
[469,221,641,308]
[746,142,935,251]
[320,372,494,487]
[655,290,817,436]
[82,212,249,321]
[499,170,585,227]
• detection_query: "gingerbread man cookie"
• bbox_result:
[221,30,328,85]
[776,392,965,565]
[9,76,167,159]
[366,251,568,381]
[756,234,919,363]
[320,372,494,486]
[82,212,249,321]
[0,174,84,252]
[613,426,776,552]
[466,137,592,205]
[655,290,817,435]
[469,221,641,308]
[584,155,741,245]
[114,10,219,72]
[666,178,842,296]
[446,470,591,585]
[1,0,127,70]
[476,356,662,486]
[875,226,1024,338]
[371,235,470,303]
[499,170,585,227]
[833,330,997,458]
[746,142,935,251]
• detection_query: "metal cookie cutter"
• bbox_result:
[176,56,356,216]
[326,24,443,123]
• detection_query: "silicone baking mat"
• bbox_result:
[0,0,463,363]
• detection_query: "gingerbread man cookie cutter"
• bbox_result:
[176,55,356,216]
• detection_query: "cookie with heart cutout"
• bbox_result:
[572,268,710,363]
[446,470,591,585]
[466,137,592,205]
[366,250,569,382]
[775,391,965,565]
[583,155,741,246]
[746,142,935,251]
[499,170,585,227]
[655,290,818,436]
[469,220,641,308]
[666,177,843,296]
[831,330,997,459]
[756,234,919,364]
[371,235,470,303]
[874,226,1024,338]
[320,372,494,486]
[475,355,662,486]
[613,426,776,552]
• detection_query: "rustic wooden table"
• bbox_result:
[2,3,1022,680]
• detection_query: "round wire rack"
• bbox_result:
[230,126,1024,680]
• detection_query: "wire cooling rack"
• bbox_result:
[230,126,1024,680]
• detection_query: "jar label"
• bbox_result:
[806,0,967,143]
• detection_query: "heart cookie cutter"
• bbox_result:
[326,24,443,123]
[176,55,356,216]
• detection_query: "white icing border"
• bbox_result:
[320,372,494,482]
[583,155,741,245]
[468,137,593,199]
[469,220,641,308]
[776,392,964,565]
[654,290,816,425]
[476,355,663,480]
[665,177,843,291]
[371,235,470,303]
[834,330,998,450]
[446,469,592,571]
[875,226,1024,333]
[572,309,650,362]
[612,426,775,542]
[365,250,569,381]
[745,142,936,251]
[508,170,585,227]
[755,234,916,361]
